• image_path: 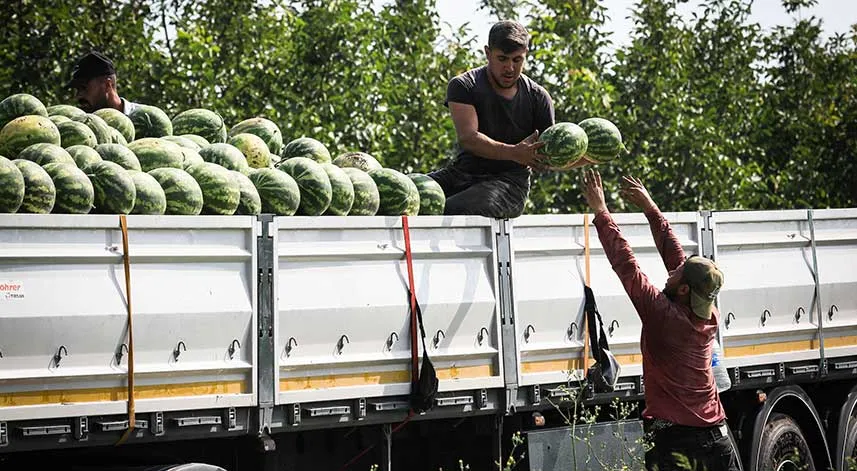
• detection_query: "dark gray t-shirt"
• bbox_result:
[445,65,555,177]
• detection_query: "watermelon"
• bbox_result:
[163,135,202,151]
[71,113,113,145]
[320,163,354,216]
[12,159,55,213]
[368,168,420,216]
[93,108,135,143]
[185,162,240,215]
[96,143,142,171]
[277,157,332,216]
[199,143,251,174]
[46,104,86,120]
[129,104,173,138]
[578,117,626,163]
[49,115,71,126]
[181,134,210,148]
[248,168,300,216]
[180,147,205,169]
[228,117,283,155]
[18,143,76,166]
[85,160,136,214]
[42,162,94,214]
[408,174,445,216]
[67,145,103,169]
[282,137,331,164]
[342,167,380,216]
[58,120,98,148]
[128,171,166,215]
[109,127,128,145]
[127,138,184,172]
[0,156,25,213]
[333,152,383,172]
[0,115,61,158]
[0,94,47,129]
[538,122,589,169]
[172,109,227,144]
[147,168,203,215]
[227,133,270,169]
[230,170,262,215]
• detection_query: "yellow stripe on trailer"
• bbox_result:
[0,380,247,407]
[279,364,495,391]
[725,335,857,357]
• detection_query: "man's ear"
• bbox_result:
[678,284,690,296]
[484,45,490,59]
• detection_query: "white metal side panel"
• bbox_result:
[811,209,857,360]
[273,216,502,405]
[0,215,258,421]
[508,212,701,385]
[712,210,822,367]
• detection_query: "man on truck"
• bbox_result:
[67,50,139,115]
[581,169,739,471]
[429,20,587,219]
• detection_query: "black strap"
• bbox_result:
[584,285,611,367]
[407,288,429,357]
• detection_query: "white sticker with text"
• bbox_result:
[0,281,25,300]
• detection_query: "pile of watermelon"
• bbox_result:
[0,93,447,217]
[538,117,627,170]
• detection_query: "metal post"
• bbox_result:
[808,209,826,373]
[255,214,277,466]
[381,424,393,471]
[497,219,520,414]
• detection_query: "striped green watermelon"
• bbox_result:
[180,147,205,169]
[320,163,354,216]
[408,174,445,215]
[231,170,262,215]
[127,171,166,215]
[199,143,251,174]
[342,167,379,216]
[58,121,97,148]
[46,104,86,120]
[181,134,210,149]
[578,117,626,163]
[0,115,61,158]
[42,162,94,214]
[333,152,383,172]
[369,168,419,216]
[85,160,136,214]
[127,138,184,172]
[96,143,142,171]
[18,143,76,166]
[109,127,128,145]
[0,94,47,129]
[129,104,173,138]
[172,109,227,144]
[228,133,270,169]
[538,122,589,170]
[67,145,103,169]
[248,168,300,216]
[282,137,331,164]
[185,162,240,215]
[12,159,55,213]
[0,156,25,213]
[163,135,202,151]
[50,115,71,126]
[147,168,203,215]
[71,114,113,145]
[228,118,283,155]
[93,108,135,143]
[277,157,332,216]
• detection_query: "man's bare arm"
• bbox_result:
[449,102,545,168]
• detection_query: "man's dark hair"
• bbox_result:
[488,20,529,54]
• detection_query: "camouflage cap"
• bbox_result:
[683,256,724,320]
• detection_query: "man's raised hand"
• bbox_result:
[582,169,607,213]
[619,176,657,212]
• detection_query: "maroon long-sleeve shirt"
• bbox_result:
[593,207,726,427]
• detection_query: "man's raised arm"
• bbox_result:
[619,176,685,272]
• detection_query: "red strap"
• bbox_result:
[402,215,419,382]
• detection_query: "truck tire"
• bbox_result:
[758,412,816,471]
[844,418,857,470]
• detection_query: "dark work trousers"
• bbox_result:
[643,419,741,471]
[428,166,529,219]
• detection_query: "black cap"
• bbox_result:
[66,50,116,88]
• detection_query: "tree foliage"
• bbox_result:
[1,0,854,213]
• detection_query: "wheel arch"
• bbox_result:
[749,385,832,471]
[835,384,857,471]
